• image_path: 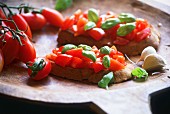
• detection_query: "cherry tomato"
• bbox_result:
[88,28,105,41]
[55,54,72,67]
[0,9,6,19]
[41,7,64,27]
[5,14,32,40]
[0,49,4,72]
[17,33,36,63]
[27,57,51,80]
[2,32,20,65]
[21,13,46,30]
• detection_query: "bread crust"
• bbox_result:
[50,61,134,83]
[57,26,160,56]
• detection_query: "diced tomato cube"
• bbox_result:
[70,57,83,68]
[92,61,104,73]
[109,58,125,71]
[135,27,151,42]
[65,48,83,58]
[46,53,57,61]
[88,28,105,41]
[61,16,75,30]
[55,54,72,67]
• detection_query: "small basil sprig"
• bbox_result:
[101,18,120,30]
[118,13,136,23]
[88,8,99,23]
[131,67,148,82]
[78,44,92,51]
[82,50,96,62]
[55,0,73,11]
[100,46,111,54]
[62,44,77,53]
[84,21,96,31]
[102,55,110,68]
[98,72,114,89]
[117,23,136,36]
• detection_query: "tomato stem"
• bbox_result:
[0,2,14,15]
[26,59,46,78]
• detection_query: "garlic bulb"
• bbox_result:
[142,54,166,71]
[138,46,157,62]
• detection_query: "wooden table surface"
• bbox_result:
[0,0,170,114]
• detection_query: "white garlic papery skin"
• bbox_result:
[142,54,167,71]
[138,46,157,62]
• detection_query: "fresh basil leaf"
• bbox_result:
[62,44,77,53]
[98,72,114,89]
[118,13,136,23]
[55,0,73,11]
[78,44,92,51]
[101,18,120,30]
[84,21,96,31]
[117,23,136,36]
[102,55,110,68]
[82,50,96,62]
[88,8,99,23]
[100,46,111,54]
[131,67,148,82]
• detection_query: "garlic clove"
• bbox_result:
[142,54,166,71]
[137,46,157,62]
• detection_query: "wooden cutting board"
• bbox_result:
[0,0,170,113]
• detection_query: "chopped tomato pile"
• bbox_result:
[46,44,126,73]
[61,8,151,45]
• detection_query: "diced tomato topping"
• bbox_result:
[61,16,75,30]
[136,18,149,31]
[92,61,104,73]
[77,17,88,28]
[124,29,137,41]
[135,27,151,42]
[109,49,117,57]
[116,55,125,64]
[55,54,73,67]
[74,9,83,23]
[65,48,83,58]
[113,37,130,45]
[70,57,83,68]
[46,53,57,61]
[88,28,105,40]
[109,58,125,71]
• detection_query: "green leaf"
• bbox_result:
[62,44,77,53]
[101,18,120,30]
[98,72,114,89]
[102,55,110,68]
[100,46,111,54]
[55,0,73,11]
[88,8,99,23]
[118,13,136,23]
[82,50,96,62]
[84,21,96,31]
[131,67,148,82]
[78,44,92,51]
[117,23,136,36]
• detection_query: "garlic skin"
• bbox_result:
[138,46,157,62]
[142,54,167,71]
